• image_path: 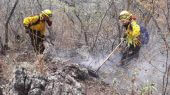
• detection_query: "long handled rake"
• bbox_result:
[95,39,124,73]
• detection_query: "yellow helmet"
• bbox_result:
[119,10,132,20]
[41,9,52,18]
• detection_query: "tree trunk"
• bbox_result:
[4,0,19,54]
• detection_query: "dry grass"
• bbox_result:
[35,54,48,75]
[0,57,13,82]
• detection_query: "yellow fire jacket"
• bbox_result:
[124,20,141,47]
[23,15,46,35]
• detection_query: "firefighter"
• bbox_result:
[23,9,52,54]
[119,10,141,65]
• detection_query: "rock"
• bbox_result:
[42,61,115,95]
[28,88,41,95]
[44,63,87,95]
[28,76,47,95]
[13,68,47,95]
[14,68,31,95]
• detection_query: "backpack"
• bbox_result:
[140,26,149,45]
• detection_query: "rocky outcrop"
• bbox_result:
[43,60,115,95]
[14,68,47,95]
[4,58,116,95]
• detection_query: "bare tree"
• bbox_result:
[91,1,114,51]
[3,0,19,54]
